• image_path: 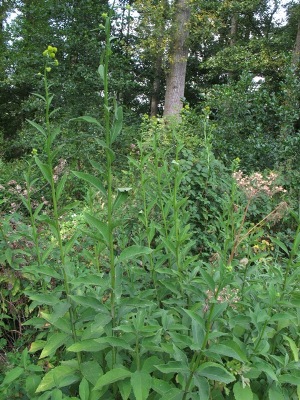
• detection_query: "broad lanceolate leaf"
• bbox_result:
[209,340,248,363]
[155,361,190,374]
[111,105,123,143]
[35,365,79,392]
[39,332,70,359]
[79,377,90,400]
[196,362,235,384]
[117,245,153,264]
[1,367,24,386]
[233,382,253,400]
[160,388,185,400]
[131,371,152,400]
[80,361,103,386]
[83,213,109,244]
[69,295,106,311]
[27,119,46,136]
[71,115,102,128]
[268,386,285,400]
[25,292,61,306]
[282,335,299,361]
[113,188,132,212]
[278,374,300,385]
[98,64,104,80]
[271,237,289,255]
[35,156,52,184]
[72,171,106,197]
[254,360,278,381]
[67,339,106,353]
[95,139,116,162]
[56,173,68,201]
[93,368,131,391]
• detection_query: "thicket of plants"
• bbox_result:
[1,10,300,400]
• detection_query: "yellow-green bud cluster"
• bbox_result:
[43,45,57,58]
[42,46,59,69]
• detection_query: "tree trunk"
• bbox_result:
[163,0,191,119]
[292,18,300,69]
[228,12,238,81]
[150,55,163,117]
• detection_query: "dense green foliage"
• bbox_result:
[1,1,300,400]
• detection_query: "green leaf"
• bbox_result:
[93,368,131,391]
[278,374,300,385]
[118,378,131,400]
[51,388,63,400]
[98,64,104,80]
[268,386,285,400]
[67,339,105,353]
[131,371,152,400]
[72,171,106,196]
[155,361,190,374]
[117,245,153,264]
[29,340,46,353]
[40,333,70,359]
[71,115,102,128]
[233,382,253,400]
[200,269,215,291]
[271,237,289,255]
[27,119,46,136]
[160,388,184,400]
[56,173,68,201]
[35,156,52,184]
[95,139,116,162]
[282,335,299,361]
[25,374,41,397]
[69,295,106,311]
[196,362,235,384]
[36,365,79,393]
[111,105,123,142]
[292,230,300,255]
[95,336,132,350]
[152,378,174,395]
[89,159,104,174]
[23,265,61,279]
[1,366,24,386]
[193,375,210,400]
[79,377,90,400]
[80,361,103,386]
[209,340,248,363]
[183,309,205,329]
[254,361,278,381]
[113,188,131,212]
[31,92,46,102]
[39,312,72,333]
[161,237,176,255]
[83,213,109,244]
[25,293,61,306]
[191,318,205,350]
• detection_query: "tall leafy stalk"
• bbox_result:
[29,46,81,365]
